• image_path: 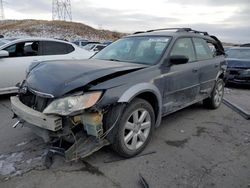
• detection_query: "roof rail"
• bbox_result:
[133,28,189,34]
[187,29,209,36]
[133,28,209,36]
[146,28,191,33]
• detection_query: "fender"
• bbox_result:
[118,82,162,127]
[216,69,226,80]
[216,58,227,81]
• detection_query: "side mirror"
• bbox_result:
[169,55,189,65]
[0,50,9,58]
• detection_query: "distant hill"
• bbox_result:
[0,19,125,41]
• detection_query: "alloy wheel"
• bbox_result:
[123,108,151,150]
[214,81,223,106]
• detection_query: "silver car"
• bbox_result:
[0,38,95,94]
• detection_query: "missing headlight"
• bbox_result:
[81,112,103,138]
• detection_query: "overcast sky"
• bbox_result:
[3,0,250,43]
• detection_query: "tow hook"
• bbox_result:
[44,147,66,169]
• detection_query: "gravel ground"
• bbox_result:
[0,92,249,188]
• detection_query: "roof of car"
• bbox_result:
[240,43,250,47]
[4,37,78,46]
[229,47,250,50]
[0,37,79,50]
[9,37,70,43]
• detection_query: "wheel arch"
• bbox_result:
[118,83,162,127]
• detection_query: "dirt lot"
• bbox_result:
[0,87,249,188]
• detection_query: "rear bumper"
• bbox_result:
[11,96,62,131]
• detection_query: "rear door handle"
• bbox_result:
[192,68,198,73]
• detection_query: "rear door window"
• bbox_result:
[41,41,74,55]
[170,38,196,62]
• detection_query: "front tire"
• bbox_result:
[203,78,224,109]
[108,98,155,158]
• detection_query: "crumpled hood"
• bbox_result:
[227,58,250,69]
[25,59,146,98]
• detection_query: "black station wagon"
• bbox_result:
[11,28,226,161]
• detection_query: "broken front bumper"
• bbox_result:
[11,96,62,131]
[226,69,250,85]
[10,96,110,162]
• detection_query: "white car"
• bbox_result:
[0,38,95,95]
[0,38,17,47]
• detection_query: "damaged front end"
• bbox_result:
[11,88,119,161]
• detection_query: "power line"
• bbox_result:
[52,0,72,21]
[0,0,4,20]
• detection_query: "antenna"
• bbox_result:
[0,0,4,20]
[52,0,72,21]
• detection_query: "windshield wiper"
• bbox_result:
[106,58,121,62]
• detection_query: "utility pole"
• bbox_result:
[0,0,4,20]
[52,0,72,21]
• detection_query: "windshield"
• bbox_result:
[0,39,15,47]
[227,49,250,60]
[0,41,6,46]
[93,36,171,65]
[0,40,9,46]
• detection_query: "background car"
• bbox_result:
[0,38,95,95]
[72,39,100,48]
[240,43,250,47]
[226,47,250,85]
[102,41,113,45]
[83,43,107,52]
[91,44,107,52]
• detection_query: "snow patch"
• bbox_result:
[0,152,24,176]
[16,141,28,147]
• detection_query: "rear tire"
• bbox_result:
[203,78,224,109]
[106,98,155,158]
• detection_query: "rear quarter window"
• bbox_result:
[193,38,213,60]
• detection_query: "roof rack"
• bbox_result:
[133,28,209,36]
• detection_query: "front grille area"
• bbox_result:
[235,76,250,81]
[229,70,240,75]
[19,90,51,112]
